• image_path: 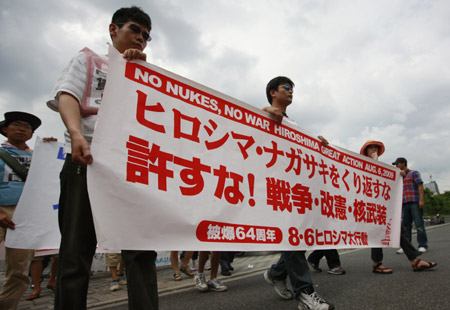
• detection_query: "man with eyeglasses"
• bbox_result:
[262,77,335,310]
[47,6,158,310]
[0,111,41,309]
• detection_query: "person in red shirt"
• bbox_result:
[393,157,428,253]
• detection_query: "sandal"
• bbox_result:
[47,285,56,292]
[26,292,41,301]
[173,273,182,281]
[372,262,393,274]
[412,259,437,272]
[180,265,194,277]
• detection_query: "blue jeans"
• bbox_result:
[402,202,428,249]
[269,251,313,297]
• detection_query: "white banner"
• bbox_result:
[88,46,403,251]
[3,138,172,267]
[6,138,64,250]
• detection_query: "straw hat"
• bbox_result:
[360,140,385,156]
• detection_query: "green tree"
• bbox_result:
[423,188,439,216]
[435,191,450,215]
[424,189,450,217]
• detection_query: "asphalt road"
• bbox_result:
[100,224,450,310]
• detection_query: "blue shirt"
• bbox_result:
[0,145,33,206]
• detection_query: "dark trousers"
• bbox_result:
[307,249,341,269]
[220,251,235,271]
[122,250,159,310]
[269,251,313,297]
[55,156,158,310]
[54,157,97,310]
[371,222,420,263]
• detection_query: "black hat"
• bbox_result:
[392,157,407,165]
[0,111,42,137]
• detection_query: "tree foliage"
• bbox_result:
[423,189,450,216]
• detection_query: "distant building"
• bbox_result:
[424,181,440,195]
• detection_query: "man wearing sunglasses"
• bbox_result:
[262,76,335,310]
[47,6,158,310]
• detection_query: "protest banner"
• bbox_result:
[3,137,172,267]
[87,46,403,251]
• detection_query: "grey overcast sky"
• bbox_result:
[1,0,449,191]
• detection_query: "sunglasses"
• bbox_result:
[117,23,152,42]
[281,85,293,92]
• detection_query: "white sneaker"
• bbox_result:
[396,248,404,254]
[194,273,208,291]
[418,247,427,253]
[263,270,293,300]
[297,291,335,310]
[208,278,227,292]
[119,279,127,285]
[109,280,120,291]
[327,267,345,275]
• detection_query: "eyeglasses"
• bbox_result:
[281,85,293,92]
[10,122,32,130]
[116,23,152,42]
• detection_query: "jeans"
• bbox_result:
[307,249,341,269]
[55,156,159,310]
[269,251,313,297]
[402,202,428,248]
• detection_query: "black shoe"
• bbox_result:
[308,261,322,272]
[221,269,232,276]
[228,264,234,271]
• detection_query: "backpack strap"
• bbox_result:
[0,149,28,181]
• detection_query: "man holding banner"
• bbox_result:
[46,6,158,310]
[262,77,335,310]
[0,111,41,310]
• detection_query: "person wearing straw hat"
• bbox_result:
[360,140,393,274]
[360,140,437,274]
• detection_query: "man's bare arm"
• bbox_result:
[262,106,283,123]
[262,107,329,146]
[418,183,425,208]
[58,93,93,166]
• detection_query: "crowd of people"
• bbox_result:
[0,5,438,310]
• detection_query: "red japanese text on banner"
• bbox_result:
[87,46,402,251]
